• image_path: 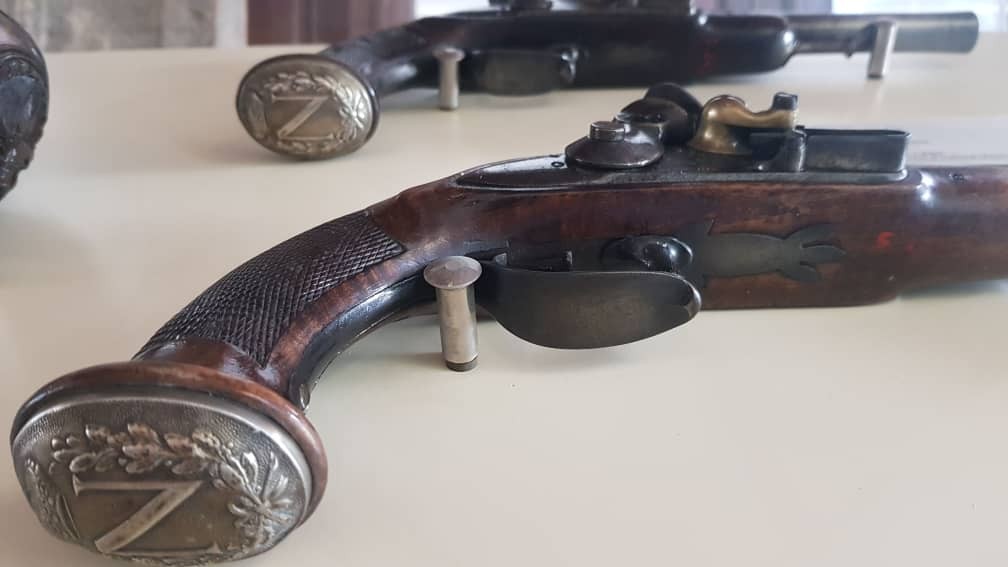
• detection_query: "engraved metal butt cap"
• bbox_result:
[236,53,379,160]
[12,387,313,565]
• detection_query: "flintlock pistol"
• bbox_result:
[13,84,1008,564]
[234,0,979,160]
[0,8,47,201]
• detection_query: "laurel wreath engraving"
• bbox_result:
[22,459,79,542]
[246,70,372,157]
[48,424,297,558]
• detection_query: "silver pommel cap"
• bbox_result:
[12,383,314,564]
[424,256,482,371]
[236,54,379,159]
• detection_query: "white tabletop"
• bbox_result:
[2,36,1008,567]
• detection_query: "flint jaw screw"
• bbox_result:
[424,256,483,371]
[433,46,466,111]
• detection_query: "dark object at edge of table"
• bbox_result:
[0,9,47,202]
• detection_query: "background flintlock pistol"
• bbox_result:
[13,84,1008,564]
[234,0,979,160]
[0,8,47,201]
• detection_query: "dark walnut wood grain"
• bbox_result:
[19,164,1008,518]
[138,165,1008,396]
[140,212,404,370]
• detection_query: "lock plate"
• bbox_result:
[457,84,909,189]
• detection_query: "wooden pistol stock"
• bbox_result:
[13,84,1008,564]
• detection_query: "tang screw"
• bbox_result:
[589,120,627,142]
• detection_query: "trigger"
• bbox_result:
[475,253,701,350]
[468,46,578,96]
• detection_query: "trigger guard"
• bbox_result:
[475,259,701,349]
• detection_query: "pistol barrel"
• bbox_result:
[789,12,979,54]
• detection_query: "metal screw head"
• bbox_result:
[433,46,465,63]
[424,256,483,290]
[589,120,627,142]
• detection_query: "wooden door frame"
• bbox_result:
[247,0,415,44]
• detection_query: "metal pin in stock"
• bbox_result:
[424,256,483,371]
[867,20,898,79]
[433,46,465,111]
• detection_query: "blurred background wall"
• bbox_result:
[246,0,412,45]
[0,0,1003,52]
[0,0,246,49]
